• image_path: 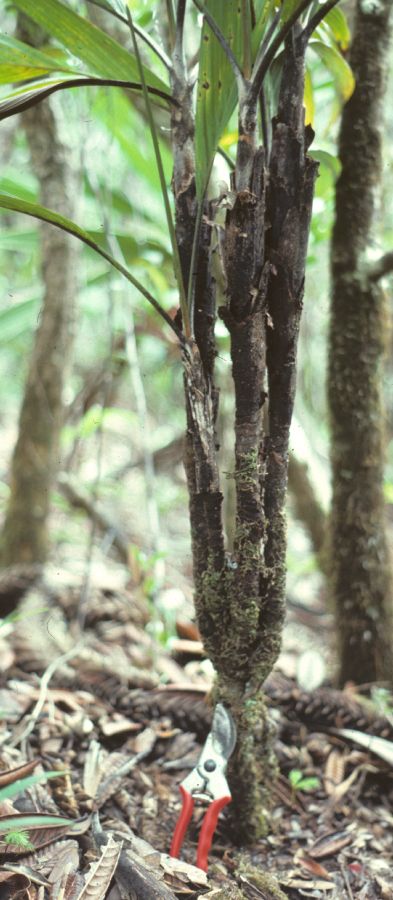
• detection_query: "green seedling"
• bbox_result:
[2,829,35,850]
[289,769,320,794]
[0,767,73,853]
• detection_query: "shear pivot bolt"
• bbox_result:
[204,759,216,772]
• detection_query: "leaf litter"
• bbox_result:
[0,571,392,899]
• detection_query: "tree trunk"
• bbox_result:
[0,18,77,574]
[328,0,393,686]
[171,28,317,841]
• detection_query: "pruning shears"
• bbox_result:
[169,703,237,872]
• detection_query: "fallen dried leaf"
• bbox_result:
[294,851,332,880]
[0,869,31,896]
[0,759,39,787]
[99,717,141,738]
[308,828,353,859]
[332,728,393,767]
[160,854,208,887]
[76,834,122,899]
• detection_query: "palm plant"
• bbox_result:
[0,0,351,840]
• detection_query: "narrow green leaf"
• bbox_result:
[310,40,355,101]
[194,1,245,198]
[0,177,37,203]
[0,193,180,336]
[125,7,189,336]
[0,33,79,84]
[0,75,173,122]
[0,813,77,832]
[0,770,67,803]
[12,0,168,94]
[304,66,314,126]
[322,7,351,51]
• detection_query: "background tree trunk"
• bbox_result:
[328,0,393,686]
[0,17,77,577]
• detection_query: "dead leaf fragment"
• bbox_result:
[99,716,141,738]
[160,854,208,888]
[294,851,332,881]
[77,835,122,899]
[0,758,39,787]
[308,828,353,859]
[0,870,31,898]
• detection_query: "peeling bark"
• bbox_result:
[0,18,77,573]
[328,0,393,686]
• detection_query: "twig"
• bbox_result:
[58,473,130,565]
[10,644,83,747]
[339,859,355,900]
[303,0,342,39]
[217,145,235,170]
[249,0,315,103]
[368,250,393,282]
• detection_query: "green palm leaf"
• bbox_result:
[0,193,178,334]
[12,0,168,93]
[194,1,247,198]
[0,75,172,121]
[0,34,79,84]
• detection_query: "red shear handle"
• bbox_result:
[196,795,231,872]
[170,785,194,859]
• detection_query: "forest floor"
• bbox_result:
[0,563,393,900]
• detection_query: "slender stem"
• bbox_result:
[259,88,269,156]
[249,0,315,103]
[165,0,177,51]
[85,0,173,70]
[173,0,187,81]
[242,0,252,79]
[303,0,342,38]
[175,0,187,51]
[126,7,191,338]
[252,7,282,76]
[191,0,246,89]
[217,145,235,171]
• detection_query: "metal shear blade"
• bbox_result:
[169,703,236,872]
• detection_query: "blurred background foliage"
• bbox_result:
[0,0,392,633]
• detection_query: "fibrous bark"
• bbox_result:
[0,18,77,574]
[328,0,393,686]
[170,21,318,841]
